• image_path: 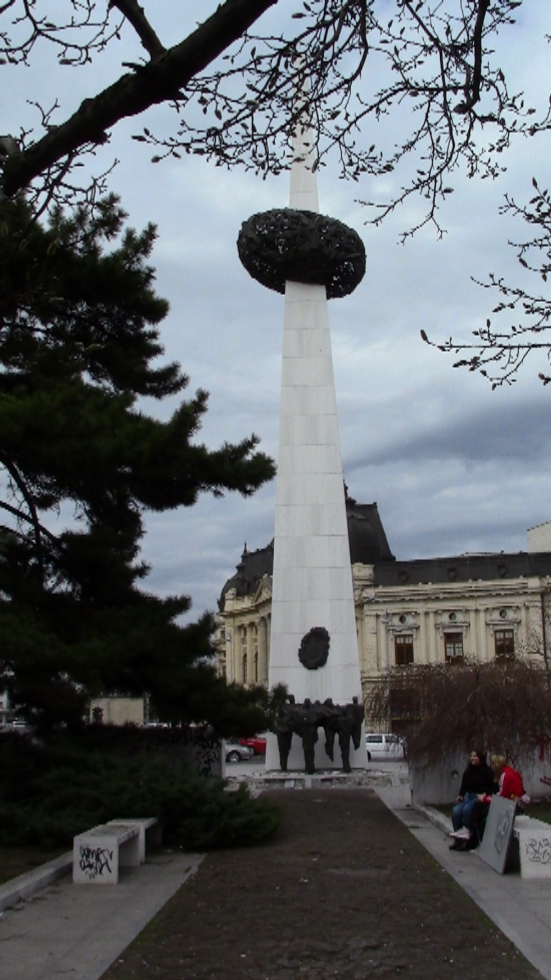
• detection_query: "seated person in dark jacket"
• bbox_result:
[449,748,495,851]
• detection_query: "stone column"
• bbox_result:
[480,608,489,661]
[427,610,437,664]
[258,617,268,685]
[520,602,528,650]
[469,608,477,658]
[419,609,428,664]
[235,629,244,684]
[225,629,234,683]
[245,624,255,687]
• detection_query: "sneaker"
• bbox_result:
[449,829,471,839]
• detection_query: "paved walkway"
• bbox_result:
[0,852,203,980]
[0,763,550,980]
[373,764,551,980]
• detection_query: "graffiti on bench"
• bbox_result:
[79,845,114,879]
[526,836,551,865]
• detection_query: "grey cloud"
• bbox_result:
[4,3,551,619]
[345,395,551,470]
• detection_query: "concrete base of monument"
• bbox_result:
[264,732,368,773]
[224,761,409,799]
[233,769,370,793]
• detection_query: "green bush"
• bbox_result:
[0,730,281,850]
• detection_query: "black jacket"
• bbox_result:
[458,762,495,797]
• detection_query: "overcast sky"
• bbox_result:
[4,2,551,620]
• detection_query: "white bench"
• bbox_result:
[73,817,159,885]
[513,815,551,879]
[107,817,161,863]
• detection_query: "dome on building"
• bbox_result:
[218,498,394,609]
[345,496,394,565]
[218,540,274,609]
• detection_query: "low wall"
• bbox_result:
[90,697,145,726]
[144,726,224,779]
[410,750,551,806]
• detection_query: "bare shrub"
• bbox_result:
[366,657,551,766]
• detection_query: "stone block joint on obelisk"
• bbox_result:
[237,121,368,771]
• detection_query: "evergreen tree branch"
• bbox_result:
[0,455,45,577]
[0,499,60,545]
[0,196,276,728]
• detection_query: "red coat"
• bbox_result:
[499,766,524,800]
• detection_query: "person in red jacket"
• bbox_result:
[490,755,531,804]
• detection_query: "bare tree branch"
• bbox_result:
[2,0,277,197]
[454,0,490,113]
[423,178,551,388]
[109,0,166,60]
[0,0,120,65]
[1,1,549,241]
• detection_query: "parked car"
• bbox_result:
[239,734,267,755]
[225,740,254,763]
[365,733,405,762]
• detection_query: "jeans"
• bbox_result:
[452,793,480,832]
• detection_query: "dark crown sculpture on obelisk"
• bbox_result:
[238,120,368,771]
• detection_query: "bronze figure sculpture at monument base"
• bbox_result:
[274,696,365,774]
[275,694,296,772]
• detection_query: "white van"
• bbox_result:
[365,733,405,761]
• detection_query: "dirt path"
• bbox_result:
[101,789,542,980]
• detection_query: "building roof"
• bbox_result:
[374,551,551,587]
[218,498,395,609]
[219,539,275,609]
[346,498,395,565]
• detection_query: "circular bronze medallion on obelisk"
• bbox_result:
[298,626,330,670]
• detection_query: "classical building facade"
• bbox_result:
[215,501,551,695]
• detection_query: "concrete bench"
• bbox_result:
[106,817,161,863]
[513,815,551,879]
[73,818,159,885]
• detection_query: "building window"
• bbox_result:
[444,632,464,662]
[495,629,515,658]
[254,651,259,683]
[395,634,414,665]
[389,688,421,729]
[242,653,248,684]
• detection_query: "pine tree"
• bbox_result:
[0,195,275,731]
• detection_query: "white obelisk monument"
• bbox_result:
[262,127,368,771]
